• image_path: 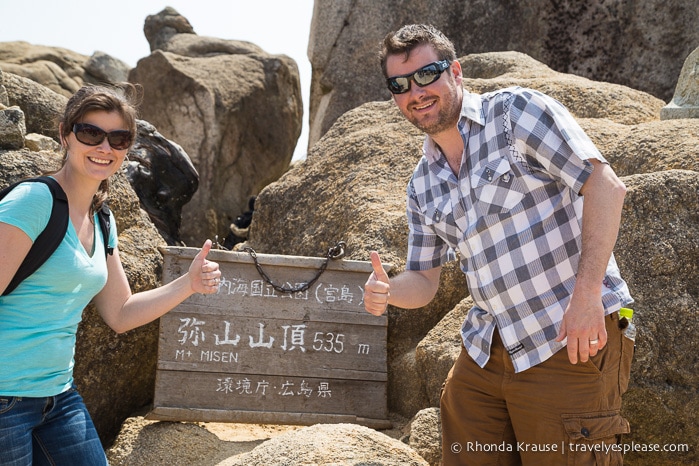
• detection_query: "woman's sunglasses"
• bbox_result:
[386,60,452,95]
[72,123,133,150]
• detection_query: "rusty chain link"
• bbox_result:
[239,241,347,294]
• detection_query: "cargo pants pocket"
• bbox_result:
[562,411,630,465]
[618,323,634,396]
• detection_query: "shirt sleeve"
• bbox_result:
[508,88,601,194]
[0,182,53,241]
[405,179,454,271]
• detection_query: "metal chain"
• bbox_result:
[240,241,346,294]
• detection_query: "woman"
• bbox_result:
[0,83,221,465]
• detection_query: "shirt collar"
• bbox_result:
[423,90,485,164]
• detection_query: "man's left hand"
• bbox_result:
[555,294,607,364]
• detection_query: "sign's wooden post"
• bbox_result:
[146,247,391,429]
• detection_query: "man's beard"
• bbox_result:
[407,87,461,136]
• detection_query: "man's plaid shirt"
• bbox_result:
[406,87,633,372]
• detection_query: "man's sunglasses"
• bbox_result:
[386,60,452,94]
[72,123,133,150]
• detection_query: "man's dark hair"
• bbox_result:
[379,24,457,77]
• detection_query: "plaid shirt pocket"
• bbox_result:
[471,157,525,217]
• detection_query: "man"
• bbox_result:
[364,24,634,465]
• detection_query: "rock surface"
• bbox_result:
[131,8,303,246]
[2,71,67,140]
[408,408,442,466]
[661,45,699,119]
[308,0,699,147]
[106,416,300,466]
[0,41,130,96]
[219,423,429,466]
[0,7,304,249]
[125,120,199,245]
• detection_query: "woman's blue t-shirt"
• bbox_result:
[0,180,118,397]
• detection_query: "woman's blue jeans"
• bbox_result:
[0,387,108,465]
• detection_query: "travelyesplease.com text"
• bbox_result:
[450,441,690,455]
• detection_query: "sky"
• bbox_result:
[0,0,314,161]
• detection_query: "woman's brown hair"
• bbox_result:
[58,82,141,214]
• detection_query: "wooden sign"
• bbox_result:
[146,246,391,429]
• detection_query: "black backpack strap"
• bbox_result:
[1,176,69,296]
[97,202,113,257]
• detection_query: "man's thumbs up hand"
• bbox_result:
[364,251,390,316]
